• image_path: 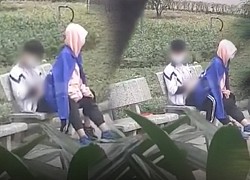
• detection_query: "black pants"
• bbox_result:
[37,90,104,131]
[68,97,105,131]
[223,94,245,123]
[186,93,245,124]
[186,93,216,122]
[37,97,54,113]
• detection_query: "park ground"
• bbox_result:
[0,1,250,118]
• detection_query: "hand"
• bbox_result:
[36,86,43,98]
[222,89,230,99]
[83,87,94,98]
[184,79,198,92]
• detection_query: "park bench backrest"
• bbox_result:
[108,77,152,115]
[156,64,204,98]
[0,63,52,112]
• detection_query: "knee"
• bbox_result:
[229,93,236,101]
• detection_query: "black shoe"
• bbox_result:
[84,126,98,140]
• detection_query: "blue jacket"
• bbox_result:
[193,56,229,122]
[44,46,86,120]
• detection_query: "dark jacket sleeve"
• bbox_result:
[225,68,230,90]
[77,55,87,85]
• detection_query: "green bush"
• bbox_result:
[124,20,219,64]
[0,12,98,66]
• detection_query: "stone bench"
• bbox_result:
[155,64,249,126]
[0,63,179,140]
[0,63,114,139]
[155,64,218,123]
[107,77,179,136]
[0,122,28,151]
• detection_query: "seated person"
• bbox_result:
[43,23,116,146]
[9,40,45,112]
[186,39,250,133]
[163,39,196,105]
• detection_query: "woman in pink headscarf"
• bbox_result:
[186,39,250,134]
[44,23,115,145]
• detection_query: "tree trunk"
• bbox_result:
[156,2,162,18]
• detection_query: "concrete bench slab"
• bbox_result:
[108,77,180,135]
[0,123,28,138]
[9,112,57,121]
[113,113,179,133]
[0,122,28,151]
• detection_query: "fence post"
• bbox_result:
[87,0,90,14]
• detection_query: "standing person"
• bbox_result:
[44,23,115,146]
[186,39,250,133]
[164,39,197,105]
[9,40,45,112]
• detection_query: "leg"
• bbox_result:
[79,97,116,140]
[68,98,93,145]
[79,98,105,128]
[83,116,98,140]
[223,94,250,136]
[36,97,54,113]
[204,95,216,123]
[223,94,245,123]
[186,93,216,122]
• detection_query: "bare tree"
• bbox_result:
[150,0,172,17]
[242,0,250,17]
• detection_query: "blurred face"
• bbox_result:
[170,50,187,64]
[21,52,42,68]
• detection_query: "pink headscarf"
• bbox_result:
[217,39,237,91]
[64,23,88,57]
[217,39,237,66]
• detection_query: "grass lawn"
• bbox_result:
[0,2,250,117]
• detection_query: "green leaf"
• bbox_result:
[170,124,196,135]
[32,149,61,163]
[24,159,67,180]
[0,145,35,180]
[175,142,207,171]
[135,153,178,180]
[12,134,46,157]
[171,131,204,143]
[41,123,80,155]
[207,125,250,180]
[162,116,190,134]
[67,144,107,180]
[129,153,173,180]
[183,107,218,141]
[135,117,192,156]
[90,136,144,180]
[125,110,195,180]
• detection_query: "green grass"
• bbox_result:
[0,2,250,117]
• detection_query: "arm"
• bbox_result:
[225,70,230,90]
[52,52,72,120]
[10,73,28,100]
[163,72,185,95]
[10,72,37,100]
[77,55,87,84]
